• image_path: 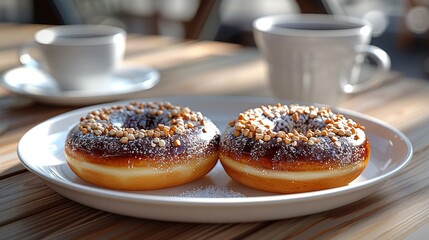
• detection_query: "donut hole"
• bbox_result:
[273,116,325,134]
[109,112,171,130]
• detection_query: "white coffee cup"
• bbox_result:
[19,25,126,90]
[253,14,391,105]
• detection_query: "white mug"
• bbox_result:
[19,25,126,90]
[253,14,391,105]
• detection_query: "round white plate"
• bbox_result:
[1,66,159,105]
[17,96,413,223]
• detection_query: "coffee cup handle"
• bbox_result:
[18,43,42,69]
[340,45,391,94]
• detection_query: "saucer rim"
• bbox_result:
[0,66,160,105]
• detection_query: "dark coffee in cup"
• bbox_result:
[273,22,362,31]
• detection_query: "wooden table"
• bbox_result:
[1,24,429,239]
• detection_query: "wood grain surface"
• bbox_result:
[0,24,428,239]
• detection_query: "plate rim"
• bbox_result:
[17,95,414,206]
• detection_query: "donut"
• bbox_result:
[219,103,370,193]
[65,101,220,190]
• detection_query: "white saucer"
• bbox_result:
[0,66,159,105]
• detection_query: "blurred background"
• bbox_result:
[1,0,428,80]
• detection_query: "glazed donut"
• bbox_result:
[65,101,220,190]
[219,103,370,193]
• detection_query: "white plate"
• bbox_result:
[1,66,159,105]
[17,96,413,223]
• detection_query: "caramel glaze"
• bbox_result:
[65,111,220,167]
[220,126,370,171]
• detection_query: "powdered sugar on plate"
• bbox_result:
[175,186,245,198]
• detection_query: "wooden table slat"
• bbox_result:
[0,24,428,239]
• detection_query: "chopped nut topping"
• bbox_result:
[292,135,300,142]
[174,139,181,147]
[126,134,135,141]
[78,102,208,144]
[334,141,342,147]
[116,130,124,138]
[277,131,286,139]
[263,135,271,142]
[226,103,365,147]
[293,112,299,122]
[228,119,236,127]
[120,137,128,144]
